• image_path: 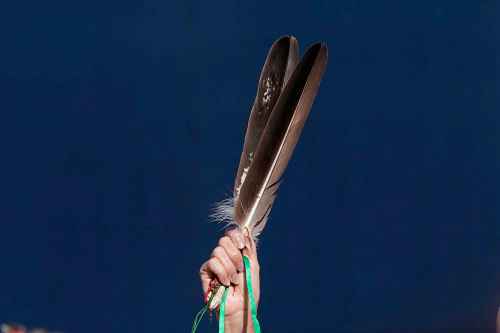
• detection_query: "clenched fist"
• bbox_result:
[199,228,260,333]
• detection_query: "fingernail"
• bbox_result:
[237,235,245,250]
[244,234,252,249]
[204,290,211,304]
[230,274,239,285]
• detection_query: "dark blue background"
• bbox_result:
[0,1,498,332]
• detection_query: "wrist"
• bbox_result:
[224,311,255,333]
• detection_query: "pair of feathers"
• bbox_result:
[211,36,328,239]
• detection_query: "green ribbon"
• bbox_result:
[242,255,261,333]
[191,255,261,333]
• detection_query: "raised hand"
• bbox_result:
[199,228,260,332]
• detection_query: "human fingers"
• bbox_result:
[240,229,260,306]
[199,260,214,295]
[200,256,230,287]
[211,246,239,285]
[242,228,259,266]
[225,228,245,250]
[219,236,244,272]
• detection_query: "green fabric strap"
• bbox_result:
[218,255,261,333]
[192,254,261,333]
[242,255,261,333]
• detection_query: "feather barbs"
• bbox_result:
[212,36,328,240]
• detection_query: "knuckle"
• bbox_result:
[208,257,219,269]
[225,236,243,250]
[225,227,242,239]
[230,252,242,264]
[227,260,237,272]
[225,228,237,237]
[226,267,236,278]
[211,246,224,258]
[218,269,229,283]
[218,236,231,247]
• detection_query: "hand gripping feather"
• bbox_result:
[194,35,328,332]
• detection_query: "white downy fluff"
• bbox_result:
[210,195,267,241]
[210,164,250,231]
[210,197,236,228]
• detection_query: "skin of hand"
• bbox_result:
[497,306,499,333]
[199,228,260,333]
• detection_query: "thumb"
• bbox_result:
[240,227,260,307]
[241,228,258,263]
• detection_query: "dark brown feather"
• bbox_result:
[234,43,328,236]
[208,40,328,310]
[234,36,300,198]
